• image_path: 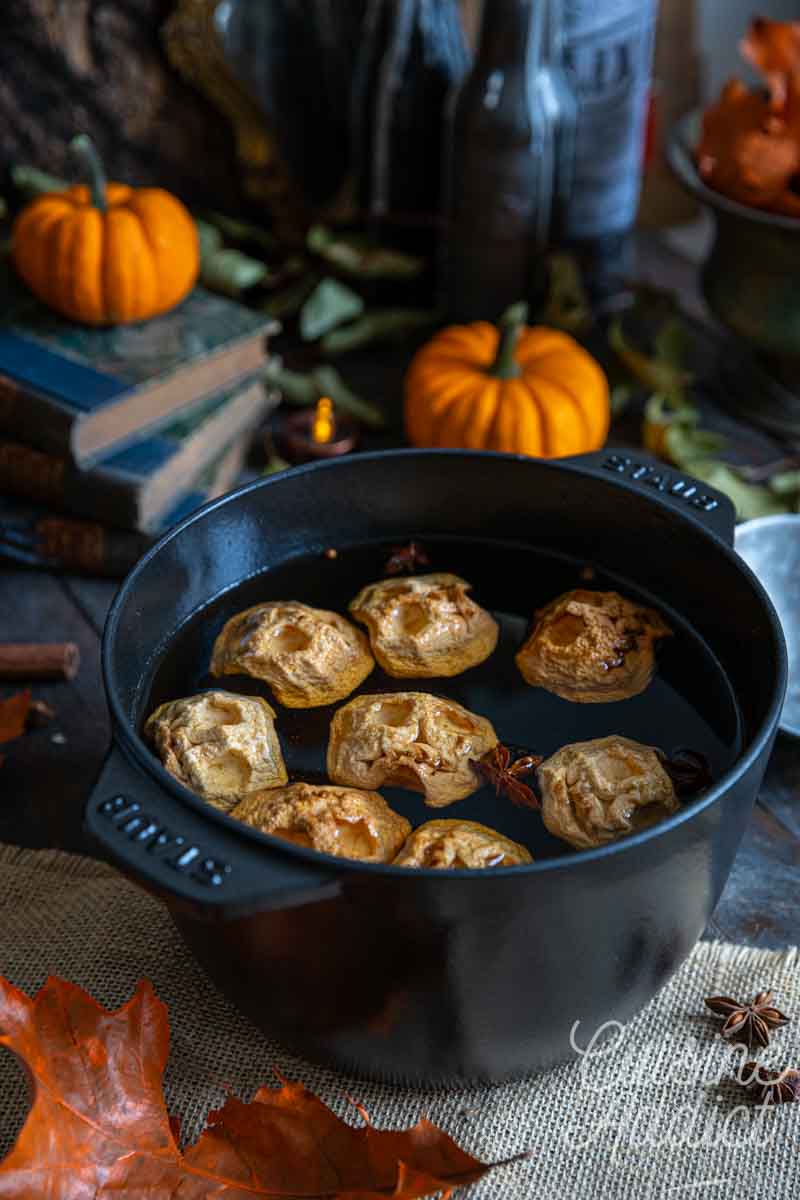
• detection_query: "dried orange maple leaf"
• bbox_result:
[698,81,798,204]
[0,691,30,744]
[0,690,31,769]
[0,975,512,1199]
[741,16,800,110]
[697,18,800,218]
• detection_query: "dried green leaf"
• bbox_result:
[263,453,291,476]
[541,252,592,334]
[687,460,789,521]
[307,224,424,280]
[663,422,728,469]
[299,278,365,341]
[263,362,318,406]
[610,383,634,417]
[196,217,271,296]
[321,308,439,354]
[642,393,728,466]
[200,247,270,297]
[261,272,320,319]
[263,361,385,429]
[644,391,698,428]
[653,318,690,367]
[642,392,694,456]
[11,165,68,198]
[200,211,278,254]
[263,361,383,429]
[195,219,223,259]
[609,318,692,399]
[769,469,800,497]
[264,254,311,292]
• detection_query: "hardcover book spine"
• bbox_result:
[0,512,151,577]
[0,441,67,504]
[33,517,151,577]
[0,440,139,528]
[0,374,76,457]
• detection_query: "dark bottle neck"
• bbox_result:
[475,0,540,69]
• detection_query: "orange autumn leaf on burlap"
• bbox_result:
[0,975,507,1199]
[0,689,30,768]
[697,17,800,218]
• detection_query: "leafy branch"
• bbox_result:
[610,313,800,521]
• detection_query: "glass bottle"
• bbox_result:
[560,0,659,306]
[351,0,470,251]
[218,0,368,209]
[440,0,554,323]
[540,0,578,245]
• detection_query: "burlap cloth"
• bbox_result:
[0,842,798,1198]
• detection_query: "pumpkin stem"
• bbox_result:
[490,302,528,379]
[70,134,107,213]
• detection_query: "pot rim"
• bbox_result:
[102,449,788,881]
[668,109,800,233]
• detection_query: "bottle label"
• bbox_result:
[562,0,657,238]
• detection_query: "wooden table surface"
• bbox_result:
[0,233,797,949]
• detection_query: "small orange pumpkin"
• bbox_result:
[12,136,199,326]
[405,303,610,458]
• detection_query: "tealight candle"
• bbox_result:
[280,397,359,464]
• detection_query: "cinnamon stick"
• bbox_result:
[0,643,80,681]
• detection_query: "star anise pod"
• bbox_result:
[705,990,790,1047]
[26,699,56,729]
[742,1061,800,1105]
[657,747,713,796]
[471,744,543,810]
[384,541,431,576]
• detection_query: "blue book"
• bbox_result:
[0,262,275,465]
[0,443,250,578]
[0,377,274,532]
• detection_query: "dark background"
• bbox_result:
[0,0,483,214]
[1,0,243,210]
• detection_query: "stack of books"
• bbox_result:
[0,263,277,575]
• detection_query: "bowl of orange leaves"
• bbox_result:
[669,17,800,364]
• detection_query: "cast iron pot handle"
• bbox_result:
[563,449,736,546]
[85,744,340,918]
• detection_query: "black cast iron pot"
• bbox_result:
[85,450,787,1085]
